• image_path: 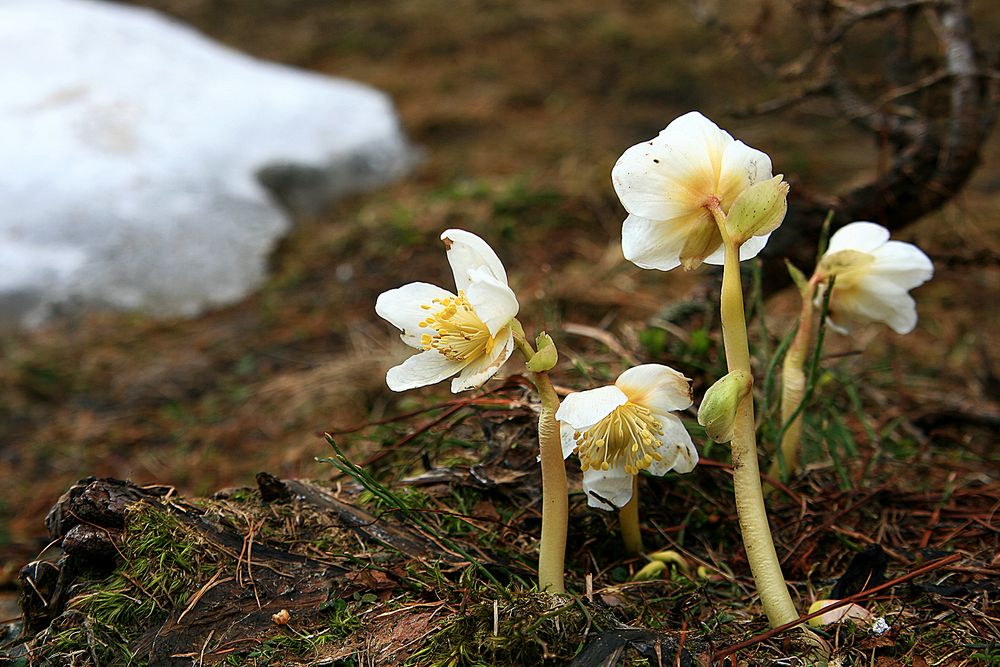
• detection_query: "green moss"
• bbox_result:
[407,589,596,666]
[222,597,364,666]
[28,503,213,666]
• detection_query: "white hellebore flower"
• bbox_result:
[612,111,778,271]
[556,365,698,510]
[817,222,933,335]
[375,229,519,393]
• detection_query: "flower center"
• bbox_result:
[418,291,495,362]
[573,402,665,476]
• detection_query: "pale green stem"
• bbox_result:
[768,276,820,482]
[513,324,567,594]
[619,476,643,555]
[708,204,799,628]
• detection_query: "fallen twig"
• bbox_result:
[710,552,963,660]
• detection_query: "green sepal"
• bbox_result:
[726,175,789,244]
[697,370,752,443]
[525,332,558,372]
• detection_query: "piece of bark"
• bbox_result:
[17,476,451,666]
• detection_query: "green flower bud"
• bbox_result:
[697,370,752,443]
[525,331,558,372]
[726,175,789,244]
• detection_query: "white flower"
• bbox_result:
[375,229,519,393]
[817,222,933,335]
[612,111,776,271]
[556,365,698,509]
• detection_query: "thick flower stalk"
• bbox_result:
[512,328,569,594]
[712,205,799,627]
[556,365,697,555]
[376,230,568,593]
[771,222,933,481]
[375,229,519,393]
[613,112,798,627]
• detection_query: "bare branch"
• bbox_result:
[711,0,1000,286]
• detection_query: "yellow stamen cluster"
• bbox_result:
[418,291,495,362]
[574,402,665,475]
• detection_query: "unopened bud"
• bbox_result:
[697,370,752,443]
[525,332,558,372]
[726,175,789,244]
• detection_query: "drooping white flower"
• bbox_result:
[556,365,698,509]
[817,222,933,335]
[612,111,777,271]
[375,229,519,393]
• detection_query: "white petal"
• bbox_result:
[375,282,455,348]
[647,413,699,475]
[622,211,709,271]
[581,466,633,510]
[854,278,919,334]
[385,349,465,392]
[615,364,693,413]
[702,229,773,266]
[442,229,508,291]
[612,113,726,221]
[450,326,514,392]
[834,280,918,334]
[885,303,919,334]
[658,111,732,178]
[555,385,628,430]
[869,240,933,290]
[717,139,773,204]
[826,222,890,255]
[559,422,578,460]
[464,269,519,336]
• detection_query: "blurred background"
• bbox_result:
[1,0,997,588]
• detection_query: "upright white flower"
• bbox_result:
[556,365,698,509]
[375,229,519,393]
[817,222,933,334]
[612,111,777,271]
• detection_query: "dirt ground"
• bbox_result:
[1,1,998,664]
